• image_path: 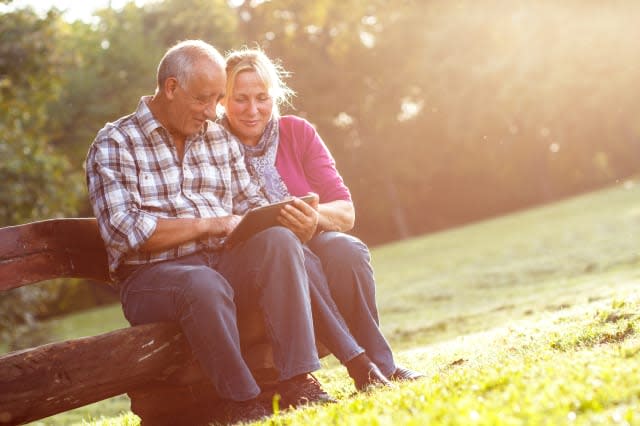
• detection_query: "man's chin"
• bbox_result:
[190,121,205,134]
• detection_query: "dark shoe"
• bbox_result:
[389,366,425,382]
[276,373,337,408]
[346,353,394,392]
[221,397,272,424]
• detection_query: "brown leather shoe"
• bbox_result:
[276,373,337,409]
[388,366,425,382]
[346,353,394,392]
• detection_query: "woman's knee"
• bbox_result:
[311,232,371,264]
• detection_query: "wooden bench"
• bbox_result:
[0,218,283,426]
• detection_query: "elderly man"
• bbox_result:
[85,40,332,423]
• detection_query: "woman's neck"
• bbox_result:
[240,134,260,147]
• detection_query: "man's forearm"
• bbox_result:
[139,216,235,253]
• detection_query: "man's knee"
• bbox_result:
[254,226,302,255]
[179,266,234,306]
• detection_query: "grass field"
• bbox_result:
[26,179,640,425]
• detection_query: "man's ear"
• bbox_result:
[164,77,179,101]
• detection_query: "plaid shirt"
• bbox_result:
[86,97,266,276]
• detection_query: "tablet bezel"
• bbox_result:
[224,195,315,247]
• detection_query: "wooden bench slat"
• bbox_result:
[0,218,110,292]
[0,323,188,425]
[0,218,104,256]
[0,252,69,290]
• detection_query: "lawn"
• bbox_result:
[25,179,640,425]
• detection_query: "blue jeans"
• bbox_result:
[119,227,320,401]
[306,232,396,376]
[304,246,364,363]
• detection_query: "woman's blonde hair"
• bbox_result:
[223,47,295,117]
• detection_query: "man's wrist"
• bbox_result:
[205,216,229,237]
[197,218,214,237]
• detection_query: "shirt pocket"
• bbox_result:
[138,172,157,199]
[138,169,181,209]
[191,161,227,195]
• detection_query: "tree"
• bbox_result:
[234,0,640,242]
[0,7,82,225]
[0,6,84,349]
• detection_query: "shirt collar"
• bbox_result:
[135,96,164,140]
[187,120,209,142]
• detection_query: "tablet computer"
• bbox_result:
[224,195,315,248]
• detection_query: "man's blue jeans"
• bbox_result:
[306,232,396,376]
[118,227,320,401]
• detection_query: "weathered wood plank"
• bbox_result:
[0,252,73,290]
[0,218,110,292]
[0,218,103,257]
[0,323,191,425]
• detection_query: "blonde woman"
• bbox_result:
[219,48,424,391]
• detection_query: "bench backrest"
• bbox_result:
[0,218,194,425]
[0,218,111,291]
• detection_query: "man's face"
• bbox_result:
[168,60,225,139]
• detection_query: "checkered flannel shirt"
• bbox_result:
[86,97,266,276]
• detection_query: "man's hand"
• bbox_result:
[139,215,242,253]
[207,215,243,237]
[278,193,320,243]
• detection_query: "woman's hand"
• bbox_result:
[278,193,319,243]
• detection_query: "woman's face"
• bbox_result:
[225,70,274,146]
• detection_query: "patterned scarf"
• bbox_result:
[220,115,290,203]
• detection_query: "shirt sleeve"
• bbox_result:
[298,119,352,203]
[85,128,157,271]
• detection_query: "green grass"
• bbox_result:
[25,179,640,425]
[262,297,640,426]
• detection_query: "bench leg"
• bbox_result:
[128,381,223,426]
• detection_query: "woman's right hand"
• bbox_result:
[278,193,320,243]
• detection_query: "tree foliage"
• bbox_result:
[2,0,640,339]
[0,7,83,225]
[7,0,636,242]
[0,6,85,348]
[51,0,240,166]
[242,0,640,241]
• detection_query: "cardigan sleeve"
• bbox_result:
[279,115,351,203]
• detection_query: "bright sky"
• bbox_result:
[2,0,151,22]
[3,0,251,21]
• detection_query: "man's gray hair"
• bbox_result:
[156,40,225,88]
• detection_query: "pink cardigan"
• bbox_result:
[276,115,351,203]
